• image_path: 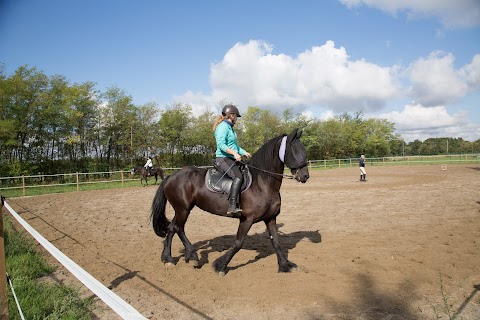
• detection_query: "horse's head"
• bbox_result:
[131,167,136,176]
[284,128,309,183]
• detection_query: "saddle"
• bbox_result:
[147,167,153,176]
[205,162,252,194]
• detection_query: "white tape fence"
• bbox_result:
[3,200,147,320]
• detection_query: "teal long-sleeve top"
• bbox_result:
[215,120,247,158]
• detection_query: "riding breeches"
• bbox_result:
[216,157,242,180]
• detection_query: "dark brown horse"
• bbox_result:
[150,128,309,275]
[131,166,164,186]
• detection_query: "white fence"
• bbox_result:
[0,154,479,196]
[2,200,147,319]
[308,154,479,170]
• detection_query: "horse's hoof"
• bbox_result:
[189,260,199,267]
[218,271,226,277]
[164,262,175,268]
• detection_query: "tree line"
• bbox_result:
[1,64,478,177]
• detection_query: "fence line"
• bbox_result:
[0,167,200,196]
[307,153,479,170]
[0,155,479,195]
[3,200,147,320]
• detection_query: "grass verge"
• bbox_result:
[4,216,94,319]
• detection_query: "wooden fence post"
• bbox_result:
[22,176,25,196]
[0,195,9,319]
[76,173,79,192]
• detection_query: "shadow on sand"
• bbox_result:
[188,223,321,270]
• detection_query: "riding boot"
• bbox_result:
[227,177,243,217]
[363,174,366,181]
[360,175,363,181]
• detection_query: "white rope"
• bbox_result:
[3,201,147,320]
[6,273,25,320]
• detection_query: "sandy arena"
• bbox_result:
[5,164,480,319]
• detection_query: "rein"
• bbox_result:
[239,135,309,180]
[239,160,296,180]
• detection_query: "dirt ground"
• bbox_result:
[5,164,480,319]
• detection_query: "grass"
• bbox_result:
[4,216,94,319]
[0,179,143,198]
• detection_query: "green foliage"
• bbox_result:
[1,64,478,177]
[4,217,93,319]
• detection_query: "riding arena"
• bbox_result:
[4,163,480,319]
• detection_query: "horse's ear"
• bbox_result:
[287,128,298,142]
[297,129,303,139]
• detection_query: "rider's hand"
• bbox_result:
[244,152,251,159]
[234,153,242,161]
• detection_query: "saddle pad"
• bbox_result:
[205,167,252,194]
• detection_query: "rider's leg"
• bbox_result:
[227,176,243,215]
[217,157,243,217]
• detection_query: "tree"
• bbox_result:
[362,118,395,157]
[100,86,137,167]
[131,101,160,164]
[157,103,193,166]
[241,107,283,153]
[7,66,49,166]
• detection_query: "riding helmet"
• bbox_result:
[222,104,241,117]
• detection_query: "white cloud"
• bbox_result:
[406,52,480,106]
[175,41,479,117]
[206,40,400,113]
[378,104,478,141]
[406,51,468,106]
[339,0,480,29]
[461,54,480,89]
[173,40,479,141]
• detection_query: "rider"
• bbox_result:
[144,157,153,175]
[213,104,251,217]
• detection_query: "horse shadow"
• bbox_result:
[187,224,322,270]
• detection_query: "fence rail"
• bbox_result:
[0,167,182,197]
[308,154,479,170]
[1,154,479,197]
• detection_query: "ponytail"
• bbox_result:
[213,115,225,131]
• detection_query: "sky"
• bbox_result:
[1,0,479,142]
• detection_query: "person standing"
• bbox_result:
[213,104,251,217]
[359,154,366,181]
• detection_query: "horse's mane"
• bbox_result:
[247,134,286,175]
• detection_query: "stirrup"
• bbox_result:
[226,207,242,218]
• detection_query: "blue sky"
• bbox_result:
[1,0,479,142]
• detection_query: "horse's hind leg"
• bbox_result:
[265,218,298,272]
[213,218,254,275]
[177,230,199,266]
[161,228,176,265]
[162,210,199,266]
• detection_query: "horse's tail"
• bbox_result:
[150,175,171,237]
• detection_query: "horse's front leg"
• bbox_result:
[265,218,298,272]
[213,218,253,275]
